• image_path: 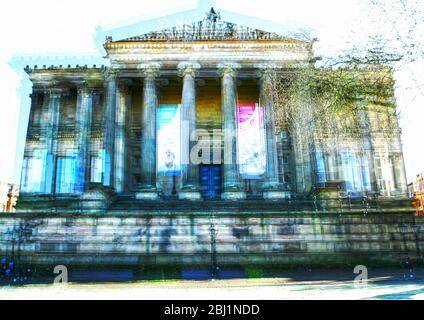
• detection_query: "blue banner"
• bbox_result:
[157,104,181,176]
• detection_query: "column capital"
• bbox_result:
[177,62,201,77]
[217,63,241,77]
[138,63,161,78]
[76,82,94,97]
[47,87,67,99]
[103,68,119,80]
[255,63,279,80]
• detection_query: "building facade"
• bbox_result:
[3,6,420,277]
[0,183,19,213]
[19,9,408,204]
[409,173,424,214]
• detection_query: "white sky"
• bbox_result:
[0,0,423,184]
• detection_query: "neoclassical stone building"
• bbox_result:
[4,4,420,277]
[21,14,311,202]
[18,9,408,203]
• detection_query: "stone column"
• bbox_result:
[178,62,201,200]
[259,67,287,199]
[219,64,246,200]
[76,84,93,193]
[137,64,160,200]
[359,109,379,194]
[44,88,62,194]
[114,80,131,193]
[103,70,118,189]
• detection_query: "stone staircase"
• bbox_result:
[16,193,413,215]
[0,209,423,274]
[4,194,421,281]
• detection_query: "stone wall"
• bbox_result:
[0,212,423,272]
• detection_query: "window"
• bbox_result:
[316,150,326,184]
[375,155,395,196]
[325,153,336,181]
[90,155,103,183]
[341,150,370,193]
[55,150,78,194]
[359,154,371,191]
[20,150,46,193]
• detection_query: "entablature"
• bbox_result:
[105,40,313,68]
[25,66,106,90]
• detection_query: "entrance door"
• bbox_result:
[200,165,222,199]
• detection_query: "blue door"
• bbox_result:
[200,165,222,199]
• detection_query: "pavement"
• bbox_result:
[1,269,424,300]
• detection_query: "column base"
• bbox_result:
[80,189,110,213]
[136,191,158,200]
[178,190,202,201]
[221,191,246,200]
[263,190,291,200]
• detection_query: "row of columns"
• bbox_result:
[76,86,93,192]
[136,62,284,200]
[179,63,201,200]
[38,63,285,199]
[44,89,62,194]
[76,76,129,194]
[138,66,159,199]
[220,65,245,199]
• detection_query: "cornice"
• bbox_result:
[105,40,310,51]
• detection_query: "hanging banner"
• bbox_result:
[157,104,181,176]
[237,103,266,179]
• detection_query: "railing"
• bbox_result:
[15,189,414,215]
[282,195,412,212]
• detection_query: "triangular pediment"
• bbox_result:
[116,8,292,43]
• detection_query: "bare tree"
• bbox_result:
[267,0,422,144]
[369,0,424,65]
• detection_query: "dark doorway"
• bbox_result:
[200,165,222,199]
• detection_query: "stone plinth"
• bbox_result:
[178,190,202,201]
[263,190,291,200]
[136,191,159,200]
[0,209,421,271]
[221,191,246,200]
[79,188,111,213]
